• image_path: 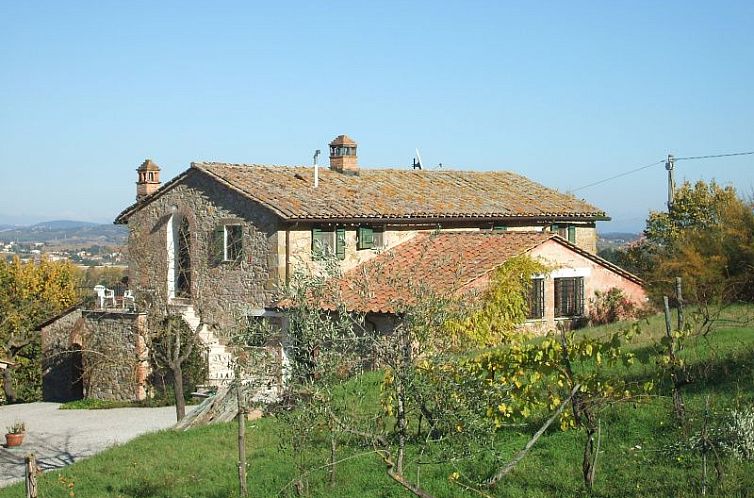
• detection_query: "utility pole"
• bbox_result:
[665,154,675,210]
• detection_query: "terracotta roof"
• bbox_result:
[115,162,608,224]
[327,231,553,314]
[193,163,606,221]
[137,159,160,171]
[323,231,643,314]
[330,135,357,146]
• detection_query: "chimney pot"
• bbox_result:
[136,159,161,200]
[328,135,358,174]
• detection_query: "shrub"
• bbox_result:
[588,288,636,325]
[722,407,754,460]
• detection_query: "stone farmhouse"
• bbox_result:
[40,134,645,401]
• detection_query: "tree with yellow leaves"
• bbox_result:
[0,257,79,402]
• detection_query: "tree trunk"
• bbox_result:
[173,365,186,421]
[582,424,597,492]
[3,367,17,404]
[396,378,407,476]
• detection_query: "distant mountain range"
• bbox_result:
[0,220,126,246]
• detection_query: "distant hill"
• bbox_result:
[30,220,100,230]
[0,220,127,246]
[597,232,640,251]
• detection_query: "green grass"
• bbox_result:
[3,309,754,497]
[59,395,202,410]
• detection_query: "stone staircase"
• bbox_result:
[170,303,234,386]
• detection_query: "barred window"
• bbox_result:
[211,223,244,264]
[527,278,544,319]
[224,225,243,262]
[554,277,584,317]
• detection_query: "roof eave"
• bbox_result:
[282,214,610,225]
[548,236,645,286]
[113,169,191,224]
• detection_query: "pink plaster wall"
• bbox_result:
[456,239,647,332]
[528,240,646,329]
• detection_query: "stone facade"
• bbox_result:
[128,169,280,329]
[40,309,149,402]
[80,311,149,401]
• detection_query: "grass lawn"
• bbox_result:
[2,309,754,497]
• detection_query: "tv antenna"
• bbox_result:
[412,148,424,170]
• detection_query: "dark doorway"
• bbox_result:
[70,344,84,400]
[176,217,192,297]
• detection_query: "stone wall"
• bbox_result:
[127,169,280,329]
[40,307,85,402]
[40,308,149,402]
[80,311,149,401]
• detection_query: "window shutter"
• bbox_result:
[576,277,585,315]
[493,225,507,231]
[358,227,374,250]
[311,228,322,255]
[567,225,576,243]
[550,224,559,233]
[211,226,224,265]
[336,228,346,260]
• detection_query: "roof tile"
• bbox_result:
[193,163,606,221]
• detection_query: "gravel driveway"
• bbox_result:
[0,402,184,487]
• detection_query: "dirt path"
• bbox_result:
[0,402,184,487]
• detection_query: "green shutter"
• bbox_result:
[493,225,507,231]
[550,224,559,233]
[358,227,374,249]
[311,228,321,255]
[336,228,346,260]
[567,225,576,243]
[211,226,224,264]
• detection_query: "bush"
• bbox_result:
[665,406,754,461]
[588,288,636,325]
[722,407,754,460]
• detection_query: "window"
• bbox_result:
[551,224,576,244]
[357,227,374,250]
[224,225,243,261]
[493,225,508,231]
[527,277,544,319]
[336,228,346,260]
[357,226,384,250]
[554,277,584,317]
[312,228,346,260]
[311,228,334,258]
[212,224,244,264]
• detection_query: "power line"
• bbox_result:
[675,151,754,161]
[569,160,665,193]
[568,149,754,194]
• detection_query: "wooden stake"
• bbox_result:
[25,453,38,498]
[237,380,248,497]
[676,277,685,333]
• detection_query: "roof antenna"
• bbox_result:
[313,149,321,187]
[412,148,423,170]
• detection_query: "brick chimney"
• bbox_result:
[136,159,161,200]
[329,135,358,174]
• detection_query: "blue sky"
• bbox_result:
[1,1,753,232]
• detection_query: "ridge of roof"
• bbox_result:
[115,162,609,224]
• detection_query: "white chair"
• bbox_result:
[93,285,106,309]
[123,290,135,309]
[103,288,116,308]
